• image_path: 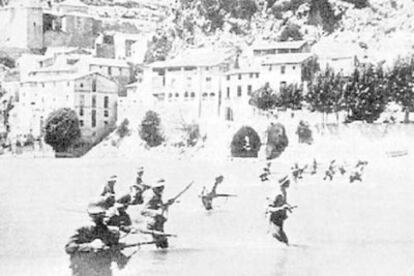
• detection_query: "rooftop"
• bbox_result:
[22,71,113,83]
[149,48,234,69]
[260,53,314,65]
[225,68,261,75]
[85,57,130,68]
[59,0,88,8]
[252,40,308,51]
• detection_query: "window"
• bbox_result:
[280,81,287,89]
[281,66,286,74]
[249,73,253,78]
[67,82,70,87]
[104,121,108,126]
[190,92,195,98]
[108,67,112,76]
[104,110,109,117]
[80,83,84,88]
[92,95,96,108]
[269,66,272,71]
[175,93,179,98]
[41,83,45,88]
[226,87,230,98]
[168,93,173,98]
[237,86,242,97]
[92,78,96,92]
[202,92,208,97]
[292,66,296,70]
[247,85,252,95]
[91,110,96,128]
[226,75,230,81]
[206,77,212,82]
[80,120,84,127]
[184,92,189,98]
[210,92,215,97]
[104,96,109,108]
[256,73,259,78]
[238,74,242,80]
[80,95,85,106]
[80,107,84,116]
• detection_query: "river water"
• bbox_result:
[0,152,414,276]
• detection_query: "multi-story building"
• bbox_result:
[259,53,314,92]
[251,40,311,57]
[141,48,235,121]
[15,71,118,138]
[95,31,144,60]
[221,68,262,122]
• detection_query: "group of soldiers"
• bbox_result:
[64,167,240,275]
[260,159,369,184]
[262,158,369,246]
[65,166,190,276]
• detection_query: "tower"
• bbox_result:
[0,0,43,49]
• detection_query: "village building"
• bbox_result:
[95,31,144,60]
[14,71,118,139]
[258,53,314,92]
[251,40,311,57]
[141,48,235,122]
[221,68,261,122]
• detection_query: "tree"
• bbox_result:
[341,0,369,9]
[139,111,164,147]
[144,30,173,64]
[249,83,278,111]
[343,65,388,123]
[305,67,345,125]
[388,57,414,123]
[276,83,303,110]
[116,118,130,138]
[279,23,303,42]
[44,108,81,153]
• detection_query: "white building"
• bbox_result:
[95,31,145,60]
[221,68,262,122]
[15,71,118,138]
[251,40,311,57]
[259,53,314,92]
[142,48,235,122]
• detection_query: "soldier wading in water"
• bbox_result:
[266,175,296,245]
[65,197,131,276]
[200,175,236,210]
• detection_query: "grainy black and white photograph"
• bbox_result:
[0,0,413,275]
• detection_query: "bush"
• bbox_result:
[265,122,289,159]
[139,111,164,147]
[231,126,261,158]
[44,108,81,153]
[116,118,130,138]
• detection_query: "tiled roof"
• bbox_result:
[260,53,314,65]
[252,40,308,51]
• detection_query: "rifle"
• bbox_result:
[110,241,157,251]
[161,181,194,213]
[138,229,178,238]
[214,193,238,198]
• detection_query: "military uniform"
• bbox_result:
[65,198,129,276]
[142,182,169,248]
[268,194,289,244]
[65,222,128,276]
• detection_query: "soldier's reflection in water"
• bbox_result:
[65,197,130,276]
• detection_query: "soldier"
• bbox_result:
[129,166,149,205]
[106,194,133,234]
[349,160,367,183]
[142,179,172,249]
[260,162,272,182]
[65,197,130,276]
[266,175,296,245]
[200,175,236,210]
[323,160,336,181]
[291,163,307,182]
[101,175,117,197]
[310,159,318,175]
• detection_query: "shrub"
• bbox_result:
[265,122,289,159]
[231,126,261,158]
[139,111,164,147]
[44,108,81,153]
[116,118,130,138]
